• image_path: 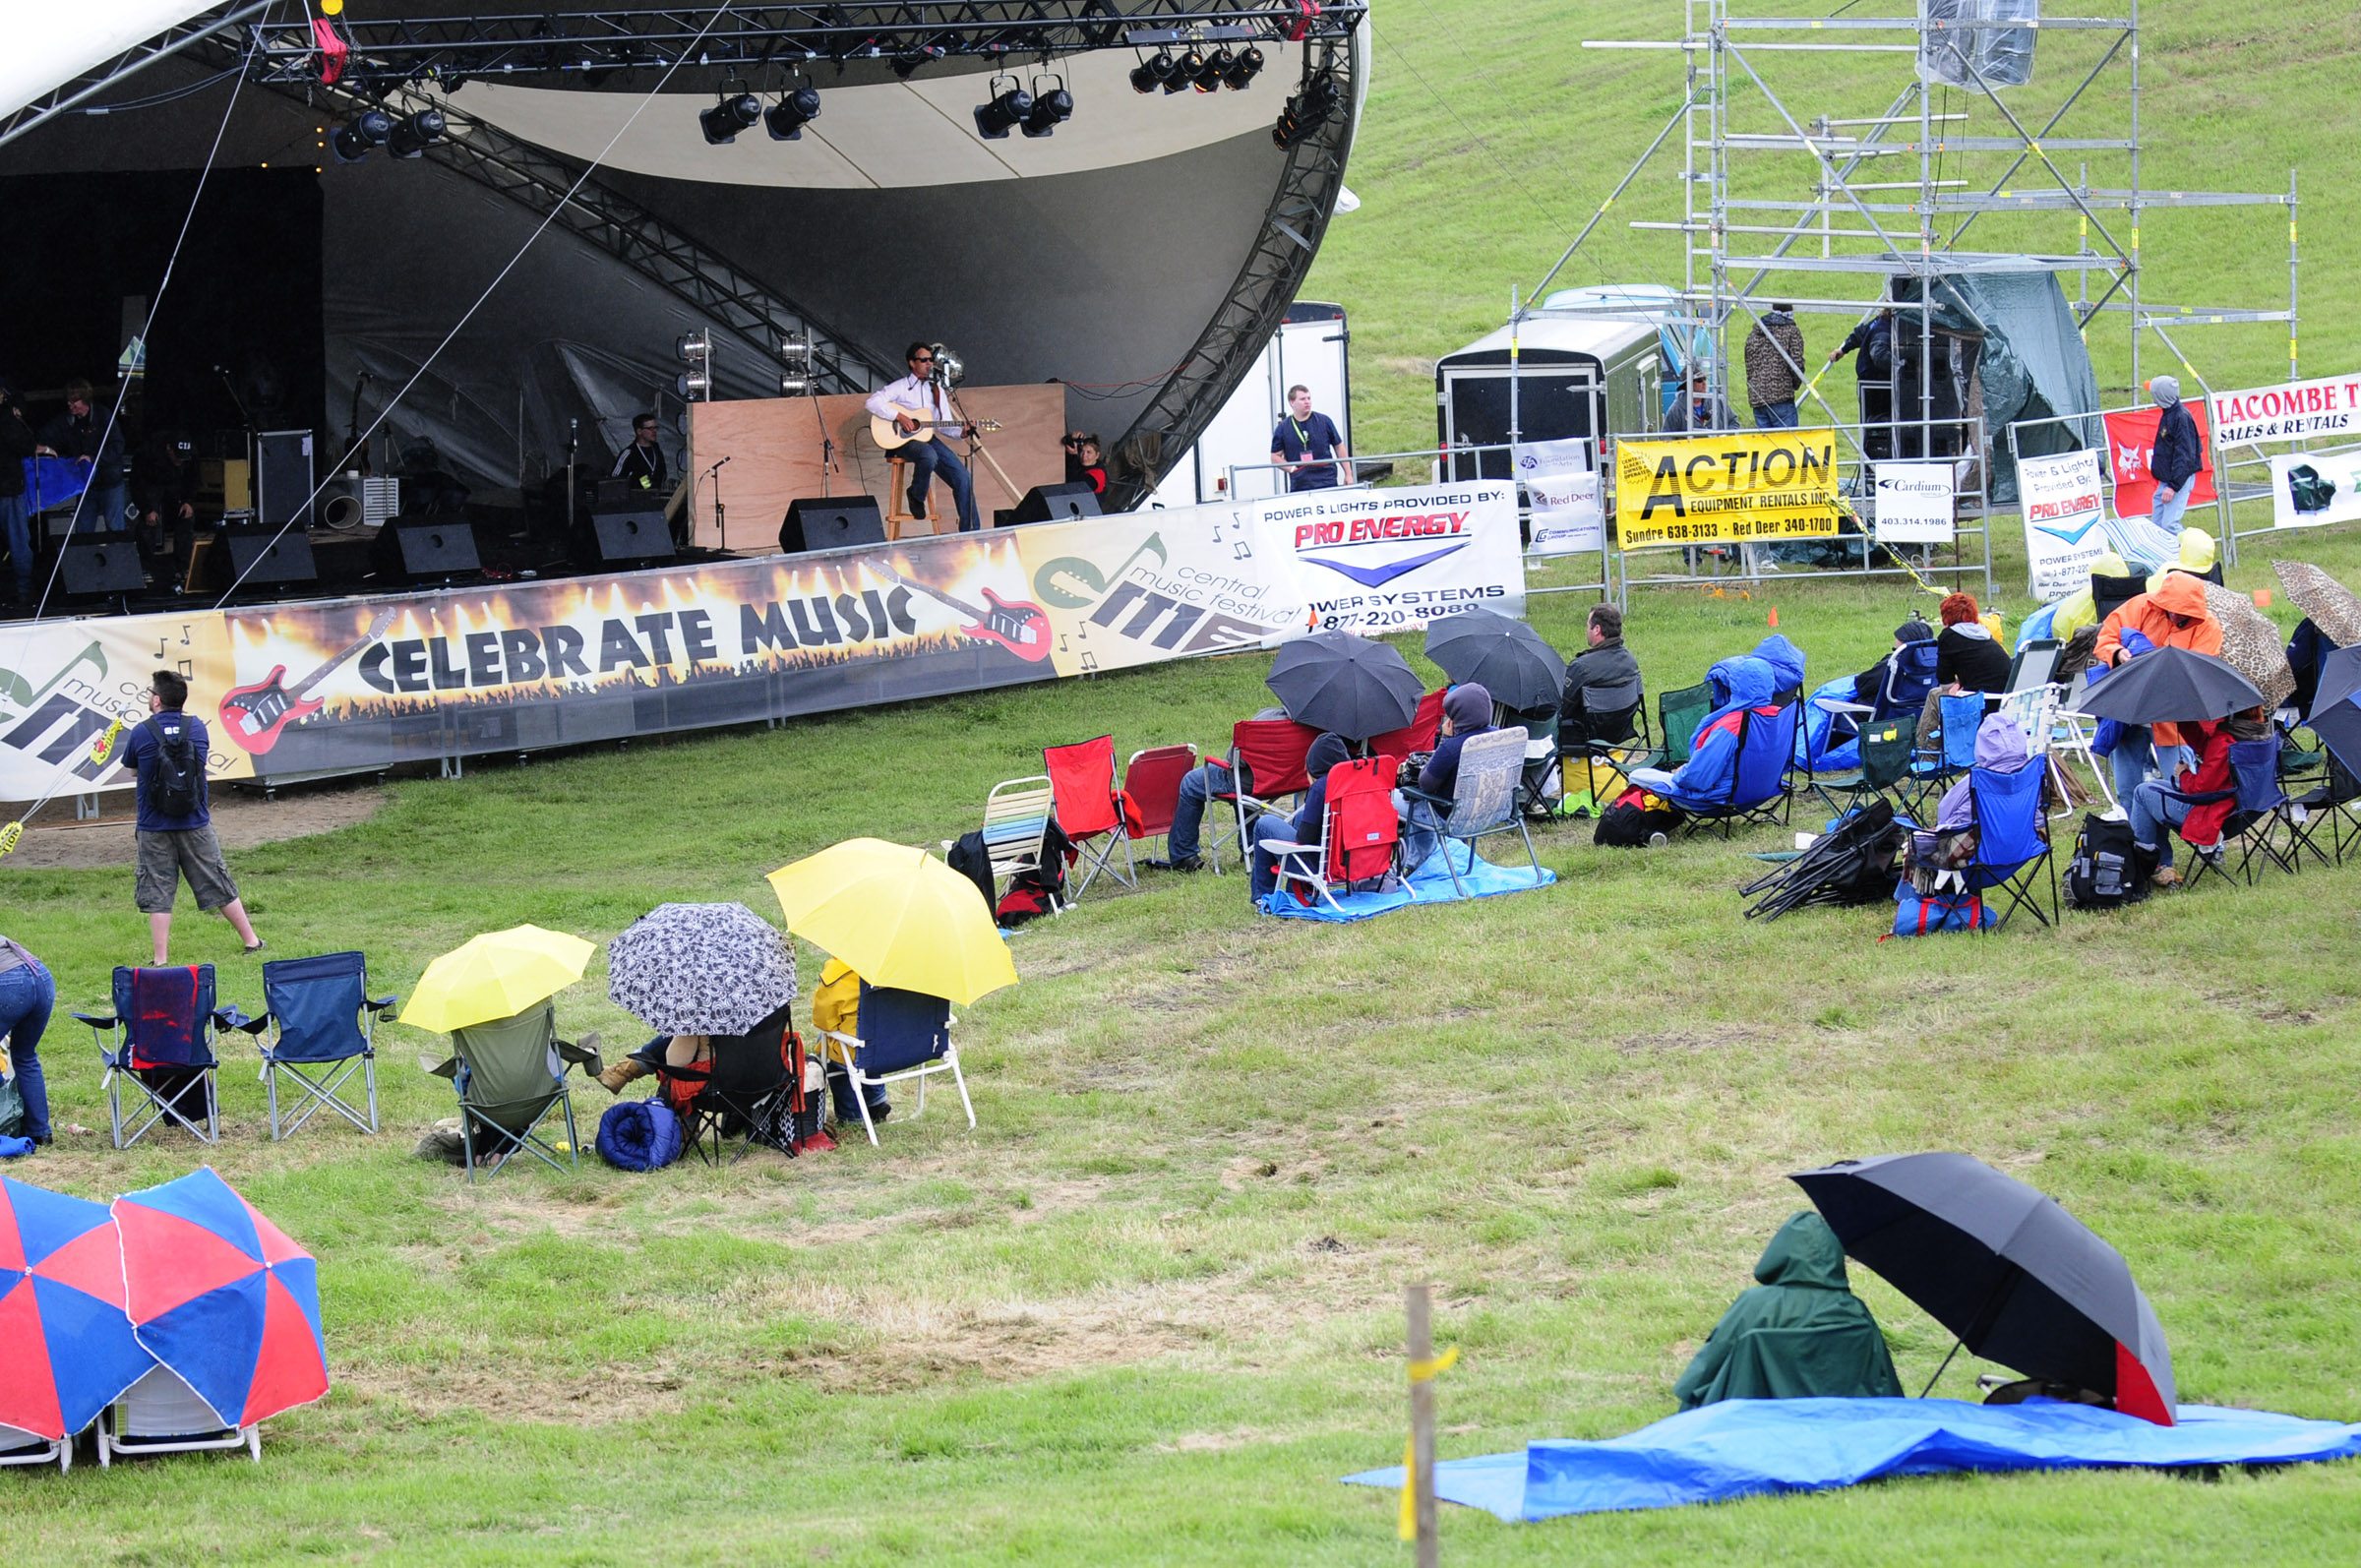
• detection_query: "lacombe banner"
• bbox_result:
[2209,373,2361,447]
[0,482,1522,798]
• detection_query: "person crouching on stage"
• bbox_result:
[868,342,981,532]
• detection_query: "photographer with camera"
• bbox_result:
[1060,430,1108,499]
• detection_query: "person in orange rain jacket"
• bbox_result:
[2092,570,2223,812]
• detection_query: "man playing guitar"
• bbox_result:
[865,341,982,533]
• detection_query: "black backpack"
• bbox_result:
[145,718,205,818]
[2066,813,2148,909]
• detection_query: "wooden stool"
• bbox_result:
[886,457,918,540]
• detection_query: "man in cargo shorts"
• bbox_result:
[124,669,264,964]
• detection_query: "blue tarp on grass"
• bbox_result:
[1344,1398,2361,1521]
[1255,842,1554,922]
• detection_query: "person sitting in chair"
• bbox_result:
[1559,604,1642,748]
[1849,617,1937,712]
[1246,733,1353,901]
[1625,654,1780,821]
[811,957,892,1128]
[1672,1211,1904,1410]
[1905,711,2030,885]
[1149,705,1292,873]
[2126,706,2267,889]
[1399,685,1494,867]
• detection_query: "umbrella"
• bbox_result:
[607,901,797,1036]
[2076,646,2264,726]
[767,838,1017,1007]
[2198,581,2296,709]
[2307,645,2361,773]
[1423,609,1568,712]
[399,924,595,1033]
[1265,630,1423,741]
[112,1168,327,1429]
[2271,560,2361,648]
[1791,1153,2176,1424]
[0,1176,151,1441]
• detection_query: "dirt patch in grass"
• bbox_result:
[340,1358,692,1424]
[2,781,388,868]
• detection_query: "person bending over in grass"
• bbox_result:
[1673,1211,1904,1410]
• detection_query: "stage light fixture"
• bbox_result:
[700,89,761,146]
[385,107,447,159]
[972,76,1034,141]
[1193,48,1232,93]
[1222,46,1265,90]
[764,84,822,141]
[1129,52,1177,93]
[677,330,711,364]
[330,107,394,163]
[1272,69,1340,151]
[1166,48,1205,94]
[1021,77,1074,139]
[777,332,812,363]
[676,370,711,399]
[891,43,946,80]
[778,374,811,396]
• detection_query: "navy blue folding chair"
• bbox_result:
[816,984,973,1146]
[1682,701,1797,838]
[2174,735,2300,889]
[1959,757,2057,929]
[75,965,242,1148]
[231,951,394,1139]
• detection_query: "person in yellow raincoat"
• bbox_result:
[812,958,890,1127]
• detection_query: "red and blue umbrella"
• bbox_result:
[0,1176,151,1440]
[111,1168,328,1429]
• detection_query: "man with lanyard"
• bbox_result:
[1269,384,1352,492]
[865,342,980,532]
[610,411,670,496]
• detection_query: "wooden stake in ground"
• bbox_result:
[1405,1283,1440,1567]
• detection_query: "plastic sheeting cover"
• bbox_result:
[1921,1,2040,90]
[1891,270,2101,505]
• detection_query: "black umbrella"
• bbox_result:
[1423,609,1568,712]
[1791,1153,2177,1424]
[1265,630,1423,741]
[2076,646,2264,726]
[2307,644,2361,772]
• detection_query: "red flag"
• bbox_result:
[2101,404,2215,517]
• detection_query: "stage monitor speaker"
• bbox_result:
[59,538,147,597]
[256,429,317,531]
[578,509,673,567]
[1006,482,1102,526]
[214,525,318,590]
[779,496,886,555]
[372,516,481,580]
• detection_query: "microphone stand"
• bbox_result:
[809,383,835,499]
[214,366,256,517]
[565,418,578,544]
[703,455,731,551]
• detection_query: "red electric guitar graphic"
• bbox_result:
[869,565,1052,663]
[217,610,396,755]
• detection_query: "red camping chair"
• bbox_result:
[1122,744,1197,862]
[1369,688,1447,770]
[1205,716,1320,874]
[1269,757,1403,912]
[1044,735,1137,896]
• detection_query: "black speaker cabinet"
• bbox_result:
[214,525,318,590]
[779,496,886,555]
[577,509,672,567]
[1006,481,1102,526]
[59,538,147,596]
[372,517,482,580]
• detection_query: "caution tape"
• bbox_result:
[1398,1344,1461,1541]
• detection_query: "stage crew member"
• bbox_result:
[867,343,981,533]
[1269,384,1352,493]
[611,411,671,495]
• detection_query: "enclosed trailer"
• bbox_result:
[1435,285,1678,482]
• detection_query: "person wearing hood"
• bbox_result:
[1907,711,2031,879]
[2127,706,2268,887]
[1627,654,1782,818]
[2142,526,2218,595]
[1395,686,1495,869]
[2094,570,2223,806]
[1751,633,1807,700]
[1849,617,1938,714]
[1743,305,1808,429]
[2146,376,2206,534]
[1672,1211,1905,1410]
[1248,731,1355,900]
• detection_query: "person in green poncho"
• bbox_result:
[1673,1211,1906,1409]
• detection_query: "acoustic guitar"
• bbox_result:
[869,400,1002,452]
[217,609,396,755]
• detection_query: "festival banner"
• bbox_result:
[1611,429,1844,550]
[2101,404,2216,517]
[1259,481,1523,635]
[2268,450,2361,530]
[0,611,242,802]
[1517,438,1604,557]
[2209,373,2361,447]
[2019,449,2111,600]
[1869,461,1957,545]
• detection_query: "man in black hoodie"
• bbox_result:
[0,376,37,604]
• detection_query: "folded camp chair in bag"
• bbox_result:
[96,1365,258,1467]
[1679,704,1798,839]
[1368,688,1446,768]
[1741,800,1904,920]
[1400,727,1543,895]
[817,984,972,1146]
[1958,757,2058,929]
[1122,744,1197,863]
[1044,735,1136,897]
[78,965,239,1149]
[2172,735,2301,890]
[425,999,599,1181]
[1208,716,1320,874]
[1267,757,1403,913]
[218,950,394,1139]
[656,1002,795,1165]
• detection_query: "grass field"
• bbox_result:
[10,6,2361,1561]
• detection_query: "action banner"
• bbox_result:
[2209,373,2361,447]
[2102,404,2216,518]
[1517,438,1604,558]
[2020,449,2111,600]
[1612,429,1844,549]
[1869,461,1957,545]
[0,611,241,802]
[2268,451,2361,530]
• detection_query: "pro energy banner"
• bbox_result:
[1612,429,1845,549]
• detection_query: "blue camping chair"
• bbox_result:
[1878,641,1943,721]
[2171,735,2300,889]
[75,965,244,1149]
[816,984,973,1146]
[222,951,395,1139]
[1681,702,1798,839]
[1907,692,1988,820]
[1959,757,2057,929]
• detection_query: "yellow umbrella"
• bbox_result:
[399,924,596,1033]
[765,838,1017,1007]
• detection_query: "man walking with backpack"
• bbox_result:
[124,670,263,964]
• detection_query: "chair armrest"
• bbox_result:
[215,1006,268,1036]
[422,1054,458,1079]
[72,1010,118,1030]
[1260,838,1317,857]
[367,995,399,1015]
[556,1032,603,1075]
[1398,784,1449,811]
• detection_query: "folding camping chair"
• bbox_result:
[218,950,394,1139]
[95,1365,259,1466]
[656,1002,795,1165]
[424,998,599,1181]
[2005,637,2063,695]
[1206,716,1320,874]
[2288,746,2358,869]
[1645,680,1715,772]
[1121,744,1198,864]
[2173,735,2303,889]
[1906,692,1988,821]
[1399,727,1544,895]
[1558,672,1647,813]
[1678,704,1797,839]
[1956,756,2058,929]
[1811,714,1918,821]
[1507,706,1563,817]
[816,984,972,1146]
[77,965,239,1149]
[977,774,1058,908]
[1265,756,1403,913]
[1368,688,1446,767]
[1044,735,1136,897]
[0,1421,68,1472]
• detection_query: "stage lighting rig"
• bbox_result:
[1272,68,1339,151]
[1192,48,1232,92]
[972,75,1035,141]
[385,107,448,159]
[1022,76,1075,138]
[892,41,949,80]
[764,83,822,141]
[1129,52,1178,93]
[330,107,394,163]
[699,86,762,146]
[676,330,713,400]
[1222,45,1265,90]
[1166,47,1205,94]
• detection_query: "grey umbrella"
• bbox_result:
[1423,609,1567,712]
[607,902,798,1037]
[1264,630,1424,741]
[2076,646,2264,726]
[2307,644,2361,775]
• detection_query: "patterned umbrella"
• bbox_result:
[607,901,798,1036]
[2271,560,2361,648]
[112,1168,327,1430]
[2199,581,2296,709]
[0,1176,151,1441]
